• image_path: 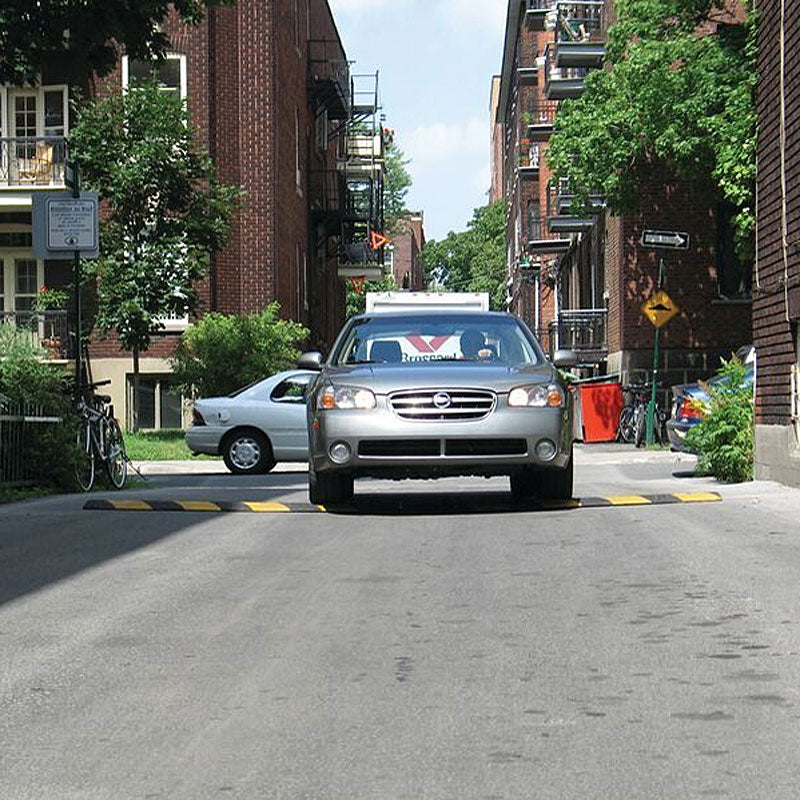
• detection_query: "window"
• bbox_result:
[122,54,187,101]
[315,108,328,152]
[295,108,302,191]
[270,375,312,404]
[14,259,37,313]
[293,0,301,50]
[129,376,184,429]
[717,202,751,300]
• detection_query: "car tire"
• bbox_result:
[308,462,354,507]
[510,468,539,499]
[538,456,574,502]
[222,429,276,475]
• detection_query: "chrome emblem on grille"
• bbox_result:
[433,392,452,409]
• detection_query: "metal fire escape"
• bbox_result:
[308,62,386,281]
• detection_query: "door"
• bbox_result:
[267,373,313,458]
[8,91,38,183]
[6,88,66,184]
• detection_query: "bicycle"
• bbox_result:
[74,380,128,491]
[617,383,667,446]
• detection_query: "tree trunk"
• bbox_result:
[132,347,140,434]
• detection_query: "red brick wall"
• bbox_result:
[754,0,800,426]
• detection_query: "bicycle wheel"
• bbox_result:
[76,420,95,492]
[634,404,646,448]
[104,417,128,489]
[617,406,636,443]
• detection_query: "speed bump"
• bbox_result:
[84,499,325,513]
[84,492,721,513]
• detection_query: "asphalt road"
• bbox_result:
[2,447,800,799]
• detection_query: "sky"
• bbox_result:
[328,0,508,243]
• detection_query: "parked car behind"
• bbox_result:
[185,370,316,473]
[666,346,755,452]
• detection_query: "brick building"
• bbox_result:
[753,0,800,485]
[0,0,385,429]
[497,0,751,393]
[489,76,504,205]
[388,213,426,290]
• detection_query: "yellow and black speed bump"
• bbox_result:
[84,499,325,513]
[84,492,721,514]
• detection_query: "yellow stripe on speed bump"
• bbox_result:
[243,501,291,513]
[605,495,653,506]
[177,501,222,512]
[109,500,154,511]
[672,492,723,503]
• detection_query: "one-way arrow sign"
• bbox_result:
[641,229,690,250]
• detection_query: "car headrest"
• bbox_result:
[370,340,403,363]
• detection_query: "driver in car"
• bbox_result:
[460,329,494,360]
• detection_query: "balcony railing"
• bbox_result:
[544,44,589,100]
[555,0,604,39]
[524,102,559,141]
[518,143,541,175]
[308,40,350,120]
[1,311,72,360]
[0,137,67,187]
[548,309,607,358]
[546,181,602,231]
[525,215,572,252]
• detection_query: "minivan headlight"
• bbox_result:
[508,384,564,408]
[319,385,377,410]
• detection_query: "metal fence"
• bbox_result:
[0,396,63,486]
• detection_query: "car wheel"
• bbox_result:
[308,462,354,507]
[538,456,574,502]
[510,468,538,499]
[222,430,276,474]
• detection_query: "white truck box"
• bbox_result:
[365,291,490,314]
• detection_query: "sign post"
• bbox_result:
[70,163,83,390]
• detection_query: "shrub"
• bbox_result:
[684,357,754,483]
[170,304,309,398]
[0,328,79,490]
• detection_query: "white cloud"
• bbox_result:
[437,0,507,36]
[328,0,394,14]
[404,117,488,165]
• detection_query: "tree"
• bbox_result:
[546,0,756,260]
[69,81,242,430]
[0,0,235,85]
[422,201,507,310]
[345,276,396,319]
[170,305,309,399]
[383,134,413,234]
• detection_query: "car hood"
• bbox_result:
[321,362,558,394]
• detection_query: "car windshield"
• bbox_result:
[332,314,544,366]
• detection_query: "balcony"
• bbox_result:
[517,65,538,86]
[525,216,571,253]
[548,308,607,362]
[308,40,350,120]
[0,137,67,187]
[525,0,555,31]
[544,44,589,100]
[524,102,559,141]
[546,181,601,232]
[518,143,541,179]
[0,311,72,360]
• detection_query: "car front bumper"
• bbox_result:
[309,404,572,478]
[666,419,698,452]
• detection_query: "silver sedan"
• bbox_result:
[301,311,577,505]
[185,370,315,474]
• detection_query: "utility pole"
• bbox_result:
[69,162,83,392]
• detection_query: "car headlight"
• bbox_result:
[508,384,564,408]
[318,384,377,410]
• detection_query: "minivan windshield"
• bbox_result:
[332,313,544,366]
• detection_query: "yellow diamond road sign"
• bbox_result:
[642,289,679,328]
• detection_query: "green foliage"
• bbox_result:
[170,304,309,398]
[0,328,79,491]
[383,135,413,233]
[547,0,756,260]
[345,276,396,319]
[125,430,218,461]
[70,81,242,357]
[684,357,754,483]
[422,201,507,310]
[0,0,235,85]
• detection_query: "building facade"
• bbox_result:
[389,213,426,291]
[753,0,800,485]
[0,0,385,429]
[497,0,752,393]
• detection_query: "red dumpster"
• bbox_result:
[578,382,624,442]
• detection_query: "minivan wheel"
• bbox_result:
[308,463,354,507]
[222,430,276,474]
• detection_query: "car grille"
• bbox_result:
[389,389,496,421]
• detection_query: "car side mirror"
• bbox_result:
[297,351,324,370]
[552,349,578,369]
